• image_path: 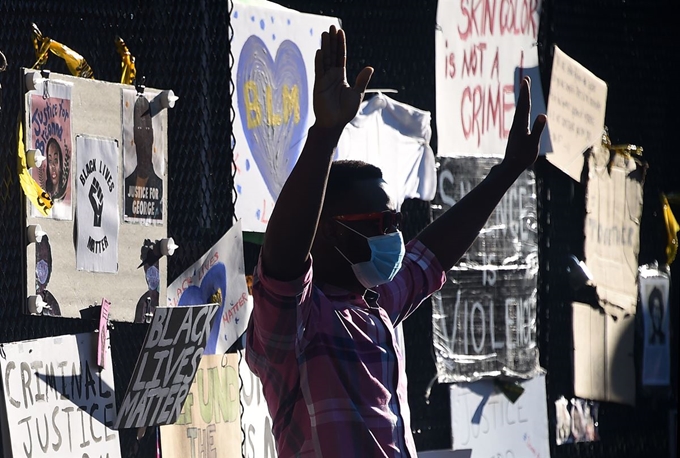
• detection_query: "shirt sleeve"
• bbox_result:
[246,254,314,368]
[376,239,447,325]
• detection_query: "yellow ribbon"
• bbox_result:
[661,193,679,265]
[31,23,94,79]
[17,120,52,216]
[115,37,136,85]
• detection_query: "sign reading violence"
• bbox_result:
[432,157,541,382]
[0,332,121,458]
[114,304,219,429]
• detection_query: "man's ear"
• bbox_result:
[318,218,342,245]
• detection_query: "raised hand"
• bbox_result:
[89,178,104,227]
[313,25,374,131]
[502,76,547,172]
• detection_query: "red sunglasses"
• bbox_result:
[333,210,402,234]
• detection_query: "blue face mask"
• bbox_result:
[336,222,406,289]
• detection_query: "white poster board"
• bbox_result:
[24,69,169,322]
[167,221,251,354]
[546,46,608,182]
[0,332,121,458]
[239,349,277,458]
[435,0,542,157]
[231,1,340,232]
[450,375,550,458]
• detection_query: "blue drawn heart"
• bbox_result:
[237,35,309,201]
[178,262,226,355]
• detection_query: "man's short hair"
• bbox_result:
[324,160,383,212]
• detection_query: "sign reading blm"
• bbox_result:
[432,156,541,382]
[114,304,219,429]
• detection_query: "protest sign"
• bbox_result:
[435,0,541,157]
[114,304,219,429]
[122,89,166,224]
[239,349,277,458]
[639,265,671,386]
[76,135,119,273]
[168,220,250,355]
[160,354,240,458]
[450,375,550,458]
[27,79,73,220]
[546,46,608,182]
[0,332,120,458]
[231,1,340,232]
[432,157,540,382]
[97,298,111,369]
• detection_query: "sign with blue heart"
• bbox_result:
[231,2,340,232]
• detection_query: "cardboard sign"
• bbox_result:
[432,157,540,382]
[0,332,121,458]
[435,0,541,157]
[546,46,608,182]
[160,354,240,458]
[449,375,550,458]
[167,220,251,355]
[76,135,120,273]
[239,349,277,458]
[114,304,219,429]
[231,1,340,232]
[572,142,645,405]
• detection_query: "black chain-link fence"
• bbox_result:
[1,0,677,457]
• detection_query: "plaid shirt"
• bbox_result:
[246,240,446,458]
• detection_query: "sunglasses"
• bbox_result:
[334,210,402,235]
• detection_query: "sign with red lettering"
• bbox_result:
[114,304,219,429]
[0,332,121,458]
[231,2,340,232]
[167,220,251,355]
[435,0,542,157]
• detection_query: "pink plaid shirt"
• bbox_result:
[246,239,446,457]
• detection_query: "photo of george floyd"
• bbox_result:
[122,90,166,224]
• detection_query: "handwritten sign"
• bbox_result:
[546,46,608,182]
[27,79,73,220]
[76,135,120,273]
[0,332,121,458]
[239,349,277,458]
[435,0,541,157]
[114,304,219,429]
[231,2,340,232]
[432,157,540,382]
[98,298,111,368]
[450,374,549,458]
[168,220,250,355]
[160,354,240,458]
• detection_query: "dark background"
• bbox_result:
[0,0,677,457]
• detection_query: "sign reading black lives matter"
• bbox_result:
[76,135,120,273]
[432,157,541,383]
[0,332,121,458]
[114,304,219,429]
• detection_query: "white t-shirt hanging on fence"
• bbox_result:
[335,93,437,208]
